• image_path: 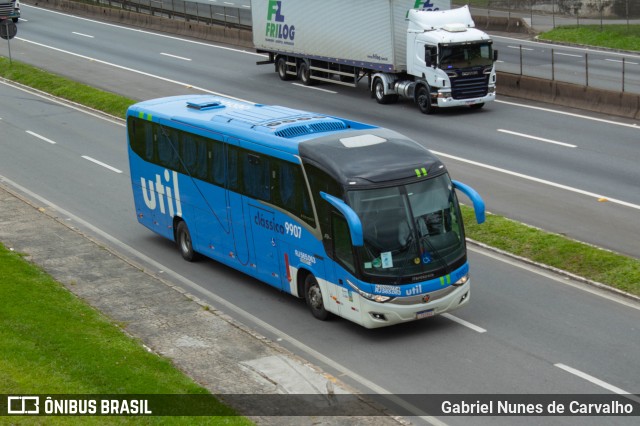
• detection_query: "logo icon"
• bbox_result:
[7,396,40,414]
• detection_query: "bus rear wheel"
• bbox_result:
[305,274,329,321]
[176,221,199,262]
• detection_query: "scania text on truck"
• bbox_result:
[252,0,498,114]
[0,0,20,23]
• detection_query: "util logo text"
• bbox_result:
[140,170,183,217]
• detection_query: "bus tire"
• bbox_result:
[305,274,329,321]
[176,220,199,262]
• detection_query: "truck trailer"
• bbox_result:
[252,0,498,114]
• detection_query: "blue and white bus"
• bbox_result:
[126,94,485,328]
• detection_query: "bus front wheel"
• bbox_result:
[176,221,199,262]
[305,274,329,321]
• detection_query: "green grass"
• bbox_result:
[0,243,252,424]
[538,25,640,51]
[0,58,134,117]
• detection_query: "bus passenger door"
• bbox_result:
[330,212,362,322]
[248,204,282,288]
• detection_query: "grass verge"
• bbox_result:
[538,25,640,51]
[0,244,252,424]
[1,57,640,296]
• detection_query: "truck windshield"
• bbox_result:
[439,42,493,69]
[347,173,465,282]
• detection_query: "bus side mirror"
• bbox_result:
[452,180,485,224]
[320,192,364,247]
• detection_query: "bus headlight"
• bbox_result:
[452,274,469,287]
[346,279,394,303]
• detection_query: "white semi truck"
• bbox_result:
[252,0,498,114]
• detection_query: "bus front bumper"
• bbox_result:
[358,280,471,329]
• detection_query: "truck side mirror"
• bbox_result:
[493,50,499,61]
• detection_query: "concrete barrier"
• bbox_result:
[22,0,640,119]
[498,73,640,119]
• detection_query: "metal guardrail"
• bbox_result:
[93,0,251,29]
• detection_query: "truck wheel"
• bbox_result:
[176,221,199,262]
[416,86,433,115]
[276,57,292,81]
[373,78,398,104]
[299,62,314,86]
[305,274,329,321]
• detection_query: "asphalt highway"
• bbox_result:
[1,6,639,425]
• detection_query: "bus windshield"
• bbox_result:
[439,42,493,69]
[347,173,465,281]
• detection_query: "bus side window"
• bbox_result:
[277,161,315,227]
[332,213,355,274]
[157,127,182,173]
[227,146,240,192]
[243,152,270,201]
[211,141,226,186]
[181,133,208,181]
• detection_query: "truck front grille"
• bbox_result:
[451,74,489,100]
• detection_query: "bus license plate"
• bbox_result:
[416,309,435,319]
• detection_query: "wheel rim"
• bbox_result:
[308,285,323,311]
[418,91,429,111]
[375,81,384,100]
[180,231,191,255]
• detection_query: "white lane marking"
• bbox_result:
[23,4,266,58]
[15,38,253,104]
[0,174,446,426]
[431,149,640,211]
[291,83,338,94]
[497,129,577,148]
[442,313,487,333]
[161,52,192,61]
[605,58,639,65]
[555,52,582,58]
[554,364,640,404]
[507,45,534,51]
[495,99,640,129]
[81,156,123,174]
[72,32,94,38]
[26,130,56,144]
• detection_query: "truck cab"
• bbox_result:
[408,22,497,112]
[0,0,20,23]
[406,7,497,112]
